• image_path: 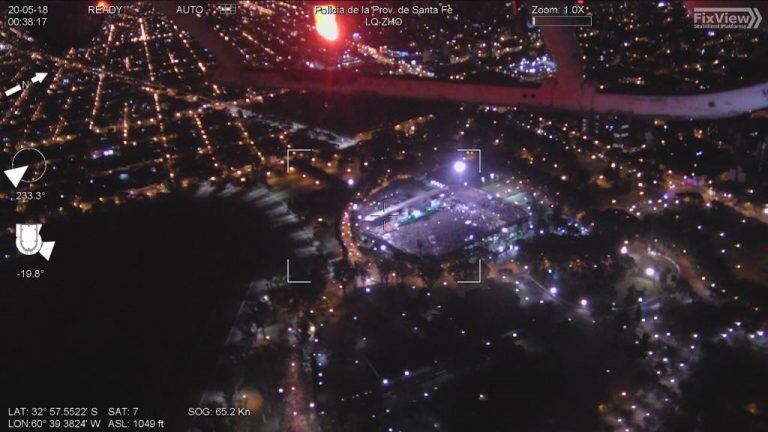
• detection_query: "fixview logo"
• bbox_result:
[693,7,762,29]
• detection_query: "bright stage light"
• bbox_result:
[453,160,467,173]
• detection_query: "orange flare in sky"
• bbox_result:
[314,5,339,41]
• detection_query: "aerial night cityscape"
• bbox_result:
[2,1,768,431]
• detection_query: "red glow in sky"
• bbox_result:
[314,5,339,41]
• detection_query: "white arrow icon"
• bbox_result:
[4,72,48,96]
[31,72,48,83]
[4,165,28,187]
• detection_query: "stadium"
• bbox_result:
[354,177,530,257]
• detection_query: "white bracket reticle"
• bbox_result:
[286,259,310,284]
[286,148,312,172]
[457,259,482,284]
[457,148,482,173]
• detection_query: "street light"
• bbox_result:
[453,160,467,173]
